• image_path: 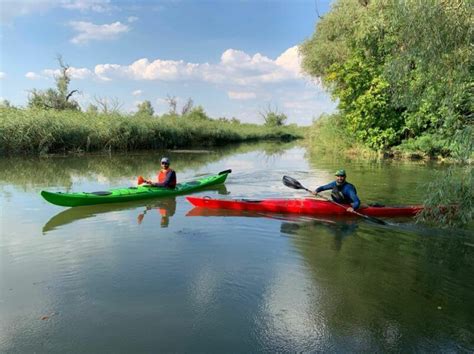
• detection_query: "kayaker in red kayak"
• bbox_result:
[138,157,177,188]
[313,169,360,213]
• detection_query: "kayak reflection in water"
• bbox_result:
[137,157,177,188]
[137,197,177,227]
[313,169,361,213]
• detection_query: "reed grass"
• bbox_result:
[0,108,303,155]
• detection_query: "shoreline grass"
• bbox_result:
[0,107,303,155]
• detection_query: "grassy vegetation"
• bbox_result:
[0,107,303,155]
[305,114,378,159]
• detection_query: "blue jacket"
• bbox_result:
[315,181,360,209]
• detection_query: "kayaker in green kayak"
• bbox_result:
[313,169,360,213]
[138,157,177,188]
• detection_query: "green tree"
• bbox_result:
[187,106,210,121]
[136,100,154,116]
[300,0,472,154]
[28,56,80,111]
[260,106,287,127]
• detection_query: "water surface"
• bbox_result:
[1,142,473,352]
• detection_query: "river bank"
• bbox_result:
[0,107,303,155]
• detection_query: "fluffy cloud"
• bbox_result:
[41,67,92,80]
[69,21,130,44]
[132,89,142,96]
[91,45,304,86]
[61,0,113,12]
[0,72,5,79]
[25,72,41,80]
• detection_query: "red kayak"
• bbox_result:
[186,197,424,217]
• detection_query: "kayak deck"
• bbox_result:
[186,196,423,217]
[41,170,231,207]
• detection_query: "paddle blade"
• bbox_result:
[137,176,146,185]
[282,175,304,190]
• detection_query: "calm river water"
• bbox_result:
[1,142,473,352]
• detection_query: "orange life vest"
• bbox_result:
[157,168,176,188]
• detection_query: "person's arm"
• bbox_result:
[346,185,360,210]
[315,181,336,194]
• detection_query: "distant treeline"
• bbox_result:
[300,0,472,161]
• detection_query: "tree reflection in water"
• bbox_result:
[280,218,359,251]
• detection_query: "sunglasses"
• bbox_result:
[161,162,169,165]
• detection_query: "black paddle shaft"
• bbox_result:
[282,175,388,225]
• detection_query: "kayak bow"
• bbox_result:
[185,196,423,217]
[41,169,231,207]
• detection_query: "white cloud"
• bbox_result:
[0,0,113,24]
[0,1,53,24]
[275,46,303,77]
[25,72,41,80]
[227,91,256,100]
[69,21,130,44]
[60,0,113,13]
[40,67,92,80]
[0,72,5,79]
[30,46,333,125]
[89,46,305,86]
[94,63,122,81]
[127,16,138,23]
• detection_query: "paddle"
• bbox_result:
[282,175,388,225]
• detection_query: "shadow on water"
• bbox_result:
[43,184,229,234]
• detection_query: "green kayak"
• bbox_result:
[41,169,231,207]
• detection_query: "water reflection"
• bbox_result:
[186,207,361,250]
[0,141,298,189]
[43,185,229,233]
[280,218,358,251]
[136,197,177,227]
[3,143,473,352]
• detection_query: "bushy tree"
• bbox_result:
[27,56,80,111]
[260,106,287,127]
[136,100,154,116]
[186,106,210,120]
[300,0,472,154]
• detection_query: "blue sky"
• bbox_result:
[0,0,336,125]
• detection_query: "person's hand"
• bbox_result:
[312,191,318,196]
[347,207,354,213]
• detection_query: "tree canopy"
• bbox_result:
[300,0,473,154]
